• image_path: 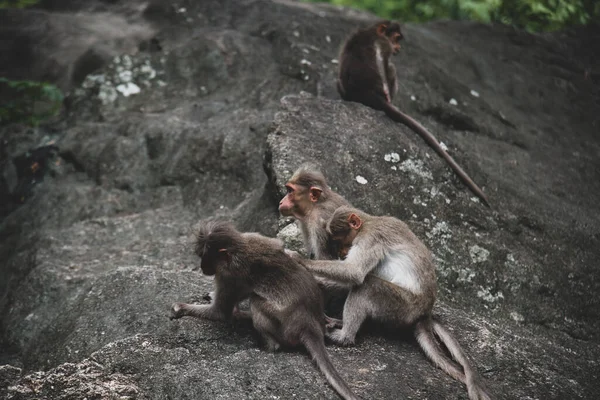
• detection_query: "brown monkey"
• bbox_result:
[170,221,359,400]
[338,21,490,206]
[278,165,350,261]
[303,206,493,400]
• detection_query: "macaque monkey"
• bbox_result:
[170,221,359,400]
[278,165,350,261]
[303,207,492,400]
[337,21,490,206]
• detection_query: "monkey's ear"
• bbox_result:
[347,213,362,230]
[376,23,388,36]
[309,187,323,202]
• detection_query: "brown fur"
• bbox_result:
[304,207,493,400]
[337,21,490,206]
[171,221,359,400]
[279,165,350,261]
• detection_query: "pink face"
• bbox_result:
[279,183,298,216]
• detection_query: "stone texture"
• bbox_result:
[1,0,599,399]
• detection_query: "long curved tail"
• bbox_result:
[382,102,490,207]
[301,332,359,400]
[415,318,493,400]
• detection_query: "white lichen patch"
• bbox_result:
[399,159,433,180]
[470,89,480,97]
[384,152,400,163]
[118,70,132,83]
[331,59,339,64]
[116,82,141,97]
[477,286,504,303]
[470,196,481,203]
[326,35,331,43]
[355,175,368,185]
[426,221,452,246]
[139,64,156,79]
[449,98,458,106]
[78,54,165,106]
[510,311,525,322]
[98,84,118,105]
[457,268,476,283]
[410,95,416,101]
[300,59,312,66]
[469,245,490,263]
[439,141,449,151]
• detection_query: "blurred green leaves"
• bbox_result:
[303,0,599,31]
[0,0,39,8]
[0,78,64,126]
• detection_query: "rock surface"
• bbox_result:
[1,0,599,399]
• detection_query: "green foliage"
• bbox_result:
[303,0,599,31]
[0,0,40,8]
[0,78,64,126]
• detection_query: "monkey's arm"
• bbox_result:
[304,244,383,286]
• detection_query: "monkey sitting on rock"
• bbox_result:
[170,221,359,400]
[337,20,489,206]
[301,206,493,400]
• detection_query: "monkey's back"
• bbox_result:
[366,216,437,300]
[338,29,389,107]
[245,236,324,316]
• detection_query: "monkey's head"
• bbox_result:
[279,166,327,219]
[376,20,403,54]
[327,206,363,258]
[195,221,242,276]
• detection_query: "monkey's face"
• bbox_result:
[279,183,312,218]
[198,250,229,276]
[387,26,403,54]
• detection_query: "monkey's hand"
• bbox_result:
[170,302,186,320]
[232,305,252,320]
[285,249,305,263]
[325,315,343,329]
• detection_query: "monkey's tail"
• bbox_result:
[382,102,490,207]
[415,318,493,400]
[301,332,360,400]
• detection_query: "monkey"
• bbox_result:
[278,165,350,261]
[278,165,355,326]
[337,21,490,207]
[302,206,493,400]
[170,221,359,400]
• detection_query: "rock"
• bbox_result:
[1,0,599,399]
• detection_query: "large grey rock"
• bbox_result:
[1,0,598,399]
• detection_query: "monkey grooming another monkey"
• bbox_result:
[337,21,490,206]
[278,165,350,261]
[304,207,493,400]
[170,221,359,400]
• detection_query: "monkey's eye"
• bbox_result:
[286,186,293,194]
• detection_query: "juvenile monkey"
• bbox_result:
[278,165,350,261]
[304,207,492,400]
[338,21,490,206]
[170,221,359,400]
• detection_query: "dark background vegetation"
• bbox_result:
[303,0,600,32]
[1,0,599,126]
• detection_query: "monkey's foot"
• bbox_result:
[326,329,355,346]
[262,335,282,352]
[170,302,186,320]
